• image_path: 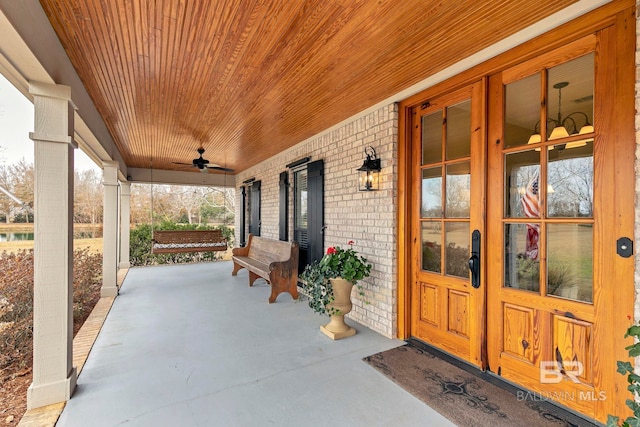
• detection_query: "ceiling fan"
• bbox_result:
[173,148,234,173]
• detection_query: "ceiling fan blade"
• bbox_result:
[207,166,235,173]
[172,161,196,166]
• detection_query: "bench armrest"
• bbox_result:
[268,241,299,279]
[232,233,253,256]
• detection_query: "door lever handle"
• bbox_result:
[469,230,481,288]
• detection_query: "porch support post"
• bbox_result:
[101,161,119,297]
[119,181,131,268]
[27,82,77,409]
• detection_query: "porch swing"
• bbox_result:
[150,151,230,254]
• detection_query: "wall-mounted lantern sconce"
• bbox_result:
[357,146,381,191]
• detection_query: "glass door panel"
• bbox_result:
[421,167,442,218]
[422,112,442,164]
[546,223,593,302]
[445,222,470,278]
[446,100,471,159]
[421,222,441,273]
[547,54,594,140]
[504,223,540,292]
[504,73,540,148]
[445,162,470,218]
[547,141,593,218]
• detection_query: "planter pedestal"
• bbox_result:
[321,278,356,340]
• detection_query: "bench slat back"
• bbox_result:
[248,236,293,264]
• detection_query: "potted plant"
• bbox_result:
[300,240,372,340]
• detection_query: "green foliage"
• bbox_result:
[300,242,372,316]
[129,220,234,267]
[13,212,34,223]
[609,323,640,427]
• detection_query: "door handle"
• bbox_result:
[468,229,481,288]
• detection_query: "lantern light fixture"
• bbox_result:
[357,146,381,191]
[527,81,593,148]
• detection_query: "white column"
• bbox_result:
[101,161,119,297]
[27,82,77,409]
[119,181,131,268]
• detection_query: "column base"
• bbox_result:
[118,261,131,269]
[101,286,119,297]
[27,367,77,410]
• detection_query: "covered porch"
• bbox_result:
[0,1,638,425]
[37,261,452,426]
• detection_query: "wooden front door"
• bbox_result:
[408,23,634,423]
[410,81,486,367]
[485,34,621,421]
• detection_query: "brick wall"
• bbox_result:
[235,104,398,338]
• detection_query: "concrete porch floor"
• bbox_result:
[54,261,454,427]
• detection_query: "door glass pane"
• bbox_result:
[505,150,540,218]
[446,100,471,160]
[547,141,593,217]
[504,223,540,293]
[446,162,470,218]
[505,73,540,148]
[422,112,442,164]
[422,222,441,273]
[445,222,469,278]
[422,167,442,218]
[547,53,594,140]
[547,223,593,303]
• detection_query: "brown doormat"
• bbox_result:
[363,342,594,427]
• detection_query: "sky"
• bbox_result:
[0,74,99,172]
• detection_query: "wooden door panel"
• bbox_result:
[502,304,535,363]
[448,290,470,338]
[410,80,485,367]
[552,316,593,385]
[419,282,439,326]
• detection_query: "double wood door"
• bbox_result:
[409,30,633,423]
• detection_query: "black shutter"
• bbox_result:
[249,181,261,236]
[279,171,288,241]
[240,186,246,246]
[307,160,324,264]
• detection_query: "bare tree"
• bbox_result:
[75,169,103,224]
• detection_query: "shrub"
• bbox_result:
[0,248,102,371]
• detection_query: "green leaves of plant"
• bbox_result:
[611,323,640,426]
[299,245,372,316]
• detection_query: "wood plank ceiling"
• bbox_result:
[39,0,577,174]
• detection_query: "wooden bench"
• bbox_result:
[231,234,299,303]
[151,230,227,254]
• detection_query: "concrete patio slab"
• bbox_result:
[55,261,454,427]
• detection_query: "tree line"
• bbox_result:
[0,159,235,226]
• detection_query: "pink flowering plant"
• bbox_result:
[300,240,372,315]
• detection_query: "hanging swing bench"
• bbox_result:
[151,229,227,254]
[148,147,231,255]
